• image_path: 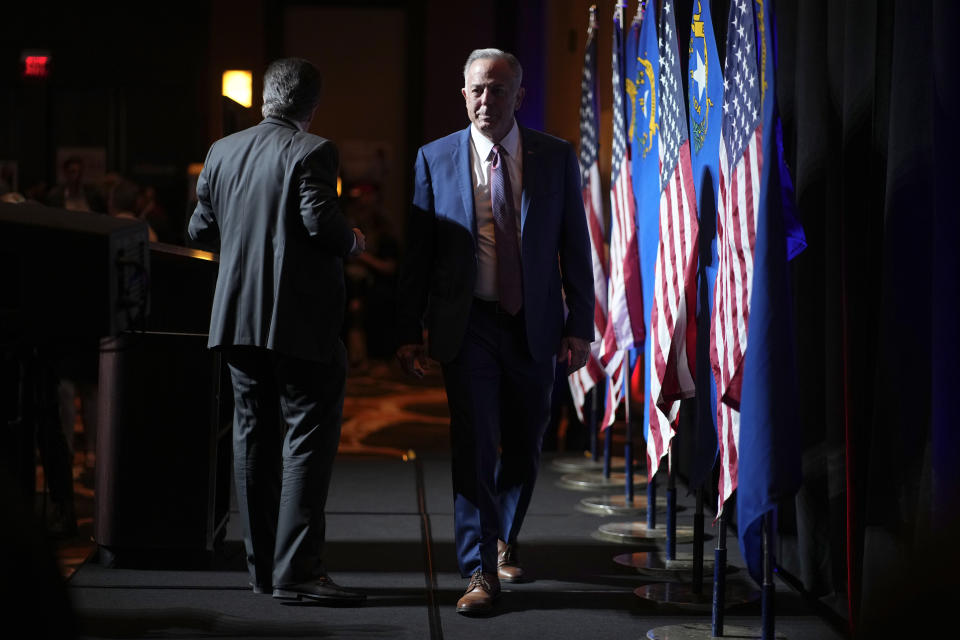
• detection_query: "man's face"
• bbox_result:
[462,57,524,143]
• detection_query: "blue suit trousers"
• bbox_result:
[441,299,555,577]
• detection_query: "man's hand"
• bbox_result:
[350,227,366,256]
[558,336,590,374]
[396,343,429,379]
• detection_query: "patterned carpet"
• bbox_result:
[340,359,450,457]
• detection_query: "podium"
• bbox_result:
[94,244,230,568]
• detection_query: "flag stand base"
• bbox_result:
[634,581,759,612]
[612,550,732,580]
[577,493,670,515]
[558,471,647,491]
[550,454,627,473]
[644,622,783,639]
[594,521,695,544]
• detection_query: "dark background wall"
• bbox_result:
[0,0,613,243]
[0,3,210,236]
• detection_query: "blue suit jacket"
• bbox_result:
[397,125,594,363]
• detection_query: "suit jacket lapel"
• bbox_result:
[454,127,477,242]
[520,126,537,236]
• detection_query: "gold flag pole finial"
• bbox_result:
[588,4,598,37]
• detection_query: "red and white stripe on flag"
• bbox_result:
[647,142,699,479]
[597,152,639,428]
[711,126,763,516]
[567,22,609,425]
[645,0,700,480]
[601,154,644,367]
[585,162,608,346]
[567,162,608,421]
[570,348,623,429]
[710,0,765,518]
[602,349,625,428]
[601,6,644,366]
[597,9,644,429]
[568,346,604,423]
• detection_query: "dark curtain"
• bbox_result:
[772,0,958,636]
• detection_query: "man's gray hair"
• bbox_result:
[462,48,523,87]
[262,58,322,123]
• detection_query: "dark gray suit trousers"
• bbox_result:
[224,342,346,589]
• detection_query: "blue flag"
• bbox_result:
[736,0,804,587]
[627,0,661,459]
[687,0,723,494]
[756,0,806,261]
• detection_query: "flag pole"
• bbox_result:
[603,398,613,479]
[583,0,594,472]
[644,503,755,637]
[589,385,599,461]
[666,445,676,559]
[612,0,633,488]
[712,512,727,637]
[583,0,596,477]
[646,464,657,529]
[692,486,705,595]
[623,356,634,505]
[762,511,775,640]
[608,0,626,485]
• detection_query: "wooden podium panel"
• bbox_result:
[94,331,232,568]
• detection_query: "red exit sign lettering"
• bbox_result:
[22,52,51,78]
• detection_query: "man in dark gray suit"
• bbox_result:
[189,58,366,605]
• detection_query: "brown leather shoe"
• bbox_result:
[497,539,526,583]
[456,570,500,615]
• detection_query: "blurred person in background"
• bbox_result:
[109,179,158,241]
[45,156,105,213]
[136,184,171,242]
[343,182,399,369]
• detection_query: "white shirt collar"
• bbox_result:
[470,120,520,162]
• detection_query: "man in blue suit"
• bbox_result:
[396,48,594,615]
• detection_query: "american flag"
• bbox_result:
[734,0,804,588]
[711,0,764,515]
[686,0,723,499]
[568,12,614,425]
[599,4,643,425]
[646,0,700,480]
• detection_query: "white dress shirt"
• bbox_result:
[469,120,523,301]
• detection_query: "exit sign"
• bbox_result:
[21,51,51,78]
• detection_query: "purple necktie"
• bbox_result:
[490,143,523,314]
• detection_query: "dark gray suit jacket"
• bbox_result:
[188,116,356,362]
